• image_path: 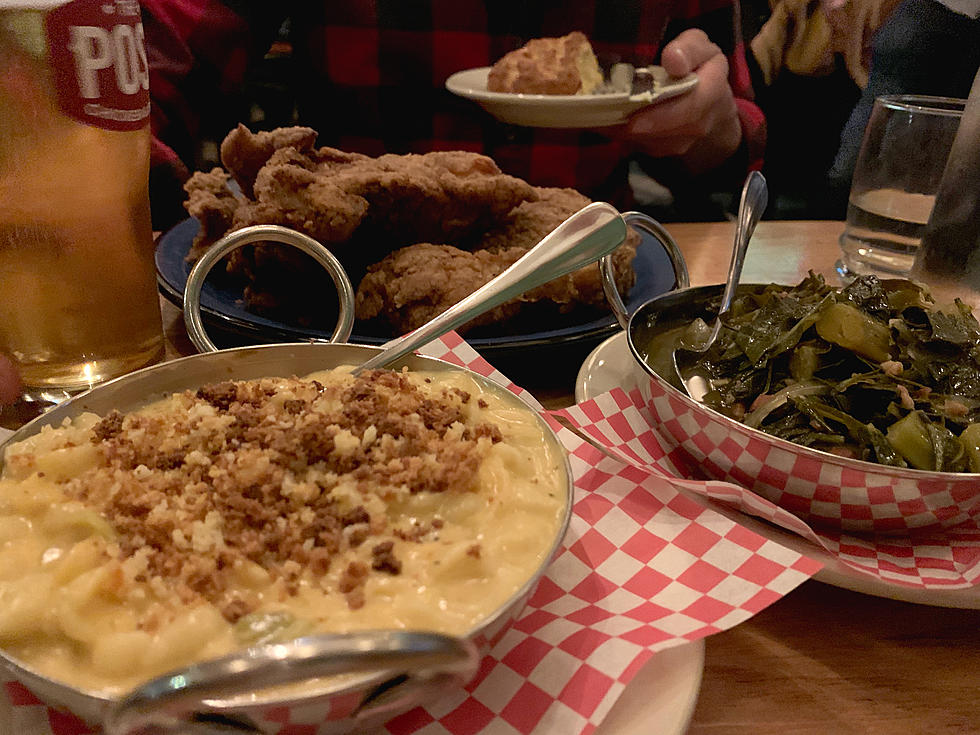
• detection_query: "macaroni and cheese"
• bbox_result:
[0,367,566,694]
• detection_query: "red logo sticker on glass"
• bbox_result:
[45,0,150,131]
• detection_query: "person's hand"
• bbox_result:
[608,29,743,174]
[0,355,22,405]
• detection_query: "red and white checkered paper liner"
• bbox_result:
[0,332,821,735]
[551,383,980,590]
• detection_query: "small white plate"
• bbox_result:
[576,332,980,609]
[595,640,704,735]
[445,66,698,128]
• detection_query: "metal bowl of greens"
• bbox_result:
[623,273,980,533]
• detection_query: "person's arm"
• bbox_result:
[628,29,742,174]
[141,0,287,228]
[610,0,766,177]
[829,0,980,192]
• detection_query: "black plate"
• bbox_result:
[156,217,681,364]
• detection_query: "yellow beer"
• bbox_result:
[0,1,163,391]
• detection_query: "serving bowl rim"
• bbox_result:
[0,341,574,715]
[626,282,980,481]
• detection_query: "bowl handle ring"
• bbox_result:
[600,212,689,331]
[182,225,356,354]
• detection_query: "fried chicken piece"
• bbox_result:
[479,187,638,308]
[221,202,349,330]
[477,187,591,251]
[182,168,239,261]
[220,123,318,197]
[354,231,637,336]
[250,151,370,243]
[354,185,639,335]
[226,141,541,330]
[219,147,372,284]
[224,201,315,282]
[215,125,536,255]
[563,229,638,305]
[356,243,525,335]
[309,146,370,167]
[307,146,537,246]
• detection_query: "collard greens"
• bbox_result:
[682,273,980,473]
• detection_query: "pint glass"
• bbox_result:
[0,0,163,395]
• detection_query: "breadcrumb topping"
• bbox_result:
[63,370,502,621]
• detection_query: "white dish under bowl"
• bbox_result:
[445,66,698,128]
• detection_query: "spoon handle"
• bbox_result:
[355,202,628,373]
[716,170,768,322]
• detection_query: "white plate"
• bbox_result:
[576,332,980,609]
[445,66,698,128]
[595,640,704,735]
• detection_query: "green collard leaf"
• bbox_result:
[927,303,980,346]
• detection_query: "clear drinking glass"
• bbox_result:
[838,95,965,278]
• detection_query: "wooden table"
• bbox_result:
[673,220,842,290]
[159,220,980,734]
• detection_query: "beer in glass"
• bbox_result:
[0,0,163,394]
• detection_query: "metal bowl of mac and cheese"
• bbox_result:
[0,342,573,735]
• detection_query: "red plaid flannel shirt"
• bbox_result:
[142,0,765,211]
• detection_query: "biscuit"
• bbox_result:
[487,31,602,95]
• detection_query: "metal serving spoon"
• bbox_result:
[353,201,628,373]
[672,170,767,402]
